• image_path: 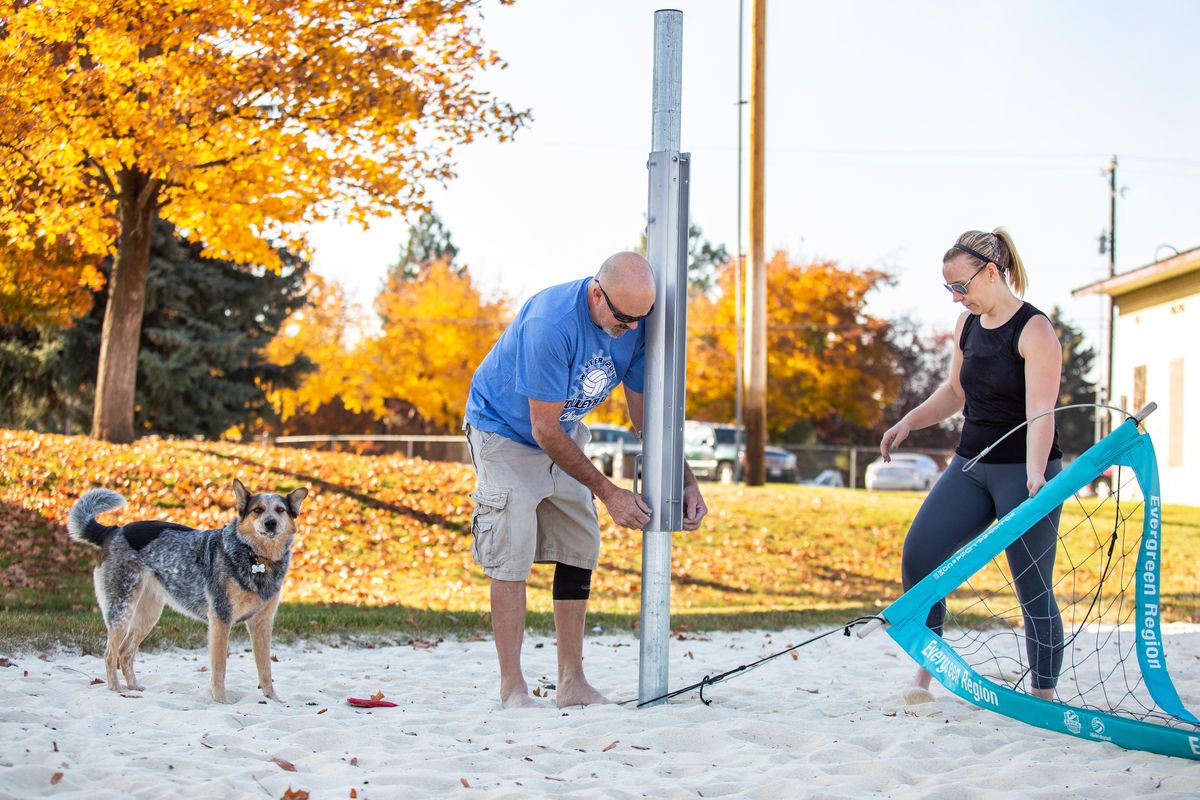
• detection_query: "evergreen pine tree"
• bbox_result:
[1049,306,1098,456]
[388,209,461,283]
[0,220,312,437]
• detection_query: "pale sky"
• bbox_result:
[308,0,1200,360]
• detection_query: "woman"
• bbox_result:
[880,228,1064,703]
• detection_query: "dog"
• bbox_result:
[67,479,308,703]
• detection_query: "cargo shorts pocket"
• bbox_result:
[470,486,510,568]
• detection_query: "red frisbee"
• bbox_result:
[347,697,398,708]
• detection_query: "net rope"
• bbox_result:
[939,463,1198,731]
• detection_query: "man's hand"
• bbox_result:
[601,486,652,530]
[681,482,708,531]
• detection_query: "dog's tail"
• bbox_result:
[67,489,127,547]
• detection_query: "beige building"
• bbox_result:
[1074,246,1197,506]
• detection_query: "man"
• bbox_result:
[464,251,708,709]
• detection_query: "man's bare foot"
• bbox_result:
[502,691,548,709]
[555,674,612,708]
[500,680,549,709]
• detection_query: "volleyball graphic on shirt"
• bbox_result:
[581,368,609,397]
[560,352,620,423]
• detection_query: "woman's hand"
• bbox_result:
[880,420,911,462]
[1026,468,1047,498]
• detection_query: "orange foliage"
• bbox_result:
[0,429,915,617]
[266,275,369,424]
[359,261,511,430]
[266,264,511,433]
[687,253,901,437]
[0,0,527,317]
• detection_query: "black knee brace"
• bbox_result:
[552,562,592,600]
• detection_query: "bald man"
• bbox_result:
[464,251,708,709]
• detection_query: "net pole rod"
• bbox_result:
[638,8,687,708]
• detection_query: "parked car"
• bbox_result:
[683,421,798,483]
[583,423,641,477]
[801,469,845,488]
[864,453,941,491]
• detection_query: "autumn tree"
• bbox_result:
[361,259,509,431]
[687,252,901,440]
[0,0,527,442]
[819,316,959,447]
[265,274,366,431]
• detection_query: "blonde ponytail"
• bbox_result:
[990,228,1026,297]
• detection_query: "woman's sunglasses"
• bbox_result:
[943,262,988,295]
[596,281,653,323]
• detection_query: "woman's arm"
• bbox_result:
[1020,315,1063,496]
[880,311,970,460]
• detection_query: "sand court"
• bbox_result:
[2,625,1198,799]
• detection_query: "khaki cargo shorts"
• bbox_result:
[465,423,600,581]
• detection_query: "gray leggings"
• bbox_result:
[901,455,1064,689]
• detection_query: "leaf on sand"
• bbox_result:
[280,787,310,800]
[50,772,63,785]
[370,690,385,702]
[271,756,298,772]
[460,777,471,788]
[602,741,619,752]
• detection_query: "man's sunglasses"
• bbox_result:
[596,280,653,324]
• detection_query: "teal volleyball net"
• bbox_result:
[882,406,1200,759]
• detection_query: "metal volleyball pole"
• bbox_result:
[638,8,689,707]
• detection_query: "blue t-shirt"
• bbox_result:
[465,277,646,448]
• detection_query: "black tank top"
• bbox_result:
[956,302,1062,464]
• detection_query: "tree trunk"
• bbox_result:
[91,170,158,443]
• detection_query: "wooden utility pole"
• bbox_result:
[743,0,766,486]
[1105,154,1117,429]
[1095,154,1118,444]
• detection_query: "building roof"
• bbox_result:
[1072,245,1200,298]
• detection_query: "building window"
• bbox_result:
[1133,365,1147,413]
[1169,359,1184,468]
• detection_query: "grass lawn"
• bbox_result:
[3,429,1198,652]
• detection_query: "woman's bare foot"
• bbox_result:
[902,666,935,704]
[902,685,936,705]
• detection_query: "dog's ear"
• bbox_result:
[286,487,309,518]
[232,479,250,517]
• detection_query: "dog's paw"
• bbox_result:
[127,683,145,692]
[211,691,232,704]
